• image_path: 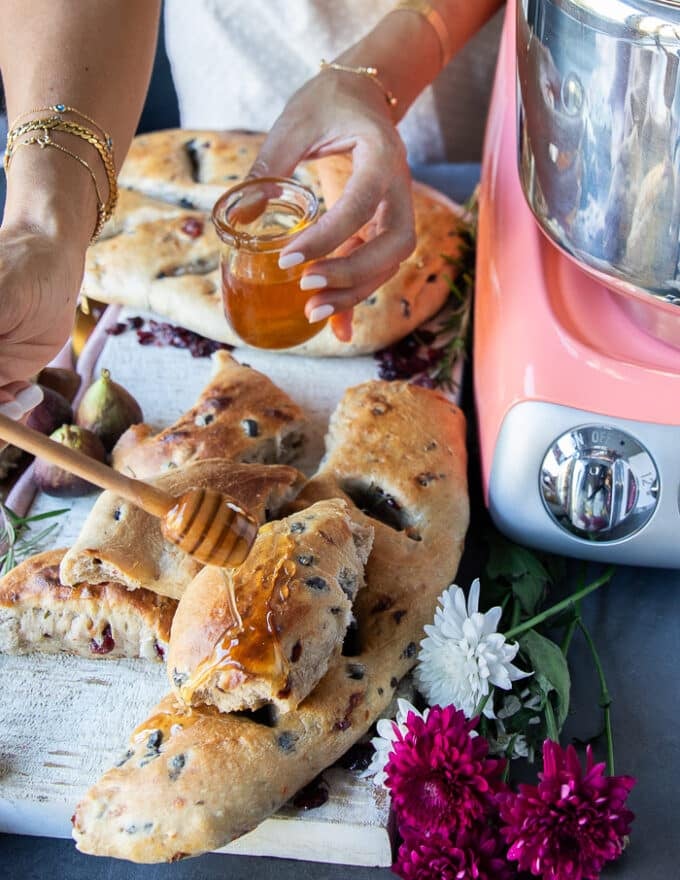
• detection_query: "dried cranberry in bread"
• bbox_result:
[86,210,219,312]
[112,351,306,479]
[59,459,305,600]
[168,498,373,715]
[72,381,469,862]
[0,549,176,661]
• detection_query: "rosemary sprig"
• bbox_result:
[373,189,477,391]
[0,502,68,576]
[423,193,478,392]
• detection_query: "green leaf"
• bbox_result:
[511,570,548,616]
[485,532,551,616]
[519,629,571,731]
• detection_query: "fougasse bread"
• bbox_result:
[0,549,176,662]
[59,459,305,600]
[167,498,374,716]
[72,380,469,863]
[81,129,463,356]
[112,351,306,479]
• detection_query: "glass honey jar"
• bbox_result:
[211,177,323,350]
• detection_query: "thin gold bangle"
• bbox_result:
[7,135,107,241]
[319,60,398,111]
[392,0,453,68]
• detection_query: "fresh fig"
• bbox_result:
[33,425,107,497]
[37,367,81,404]
[76,368,143,451]
[26,385,73,436]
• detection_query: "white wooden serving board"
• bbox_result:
[0,307,461,867]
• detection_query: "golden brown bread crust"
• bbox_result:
[117,129,324,212]
[111,351,306,479]
[0,549,176,661]
[167,498,374,715]
[72,381,469,862]
[82,130,462,356]
[59,460,306,600]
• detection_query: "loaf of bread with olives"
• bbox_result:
[72,380,469,862]
[112,351,306,479]
[82,129,463,356]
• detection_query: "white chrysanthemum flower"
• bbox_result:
[361,698,429,787]
[415,578,531,719]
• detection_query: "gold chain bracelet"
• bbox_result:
[4,115,118,242]
[319,60,398,111]
[8,103,114,153]
[392,0,453,68]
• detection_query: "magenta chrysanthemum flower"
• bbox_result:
[384,704,507,837]
[394,827,514,880]
[500,739,636,880]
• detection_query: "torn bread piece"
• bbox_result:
[72,381,469,863]
[167,498,373,715]
[0,549,176,661]
[112,351,306,479]
[59,459,305,600]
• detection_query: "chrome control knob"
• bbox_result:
[540,425,659,541]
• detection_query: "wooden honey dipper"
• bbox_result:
[0,412,258,567]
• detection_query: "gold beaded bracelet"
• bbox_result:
[319,60,398,111]
[4,109,117,243]
[392,0,453,68]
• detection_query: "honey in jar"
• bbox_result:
[212,177,324,349]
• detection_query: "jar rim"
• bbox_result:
[211,175,319,250]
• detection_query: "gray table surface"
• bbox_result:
[1,165,679,880]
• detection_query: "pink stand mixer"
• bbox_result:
[475,0,680,566]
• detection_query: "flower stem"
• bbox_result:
[510,597,522,631]
[474,691,492,718]
[560,611,579,656]
[578,618,615,776]
[544,697,559,742]
[504,566,615,641]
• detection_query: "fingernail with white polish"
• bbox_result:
[300,274,328,291]
[279,252,305,270]
[0,401,25,420]
[15,384,44,412]
[308,304,335,324]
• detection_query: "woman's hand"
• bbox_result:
[249,66,417,342]
[0,223,84,414]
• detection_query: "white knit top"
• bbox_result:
[164,0,503,163]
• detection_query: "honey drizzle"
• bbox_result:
[131,703,203,746]
[178,530,298,705]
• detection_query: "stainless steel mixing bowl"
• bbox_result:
[517,0,680,346]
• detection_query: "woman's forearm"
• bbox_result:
[336,0,504,122]
[0,0,162,244]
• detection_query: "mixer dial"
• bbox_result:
[540,425,659,541]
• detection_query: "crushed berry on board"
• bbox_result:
[107,316,234,358]
[374,332,445,384]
